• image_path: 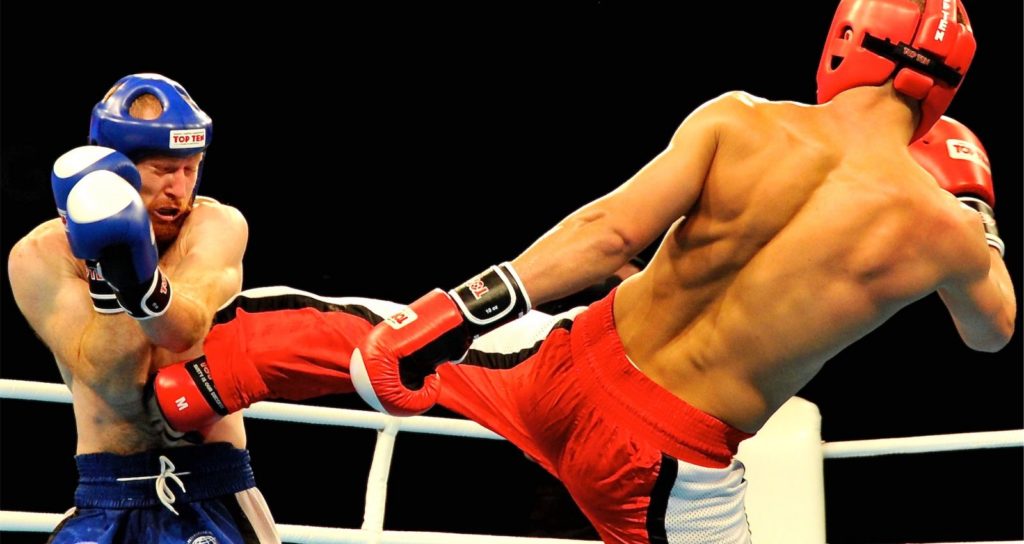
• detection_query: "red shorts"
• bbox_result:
[203,287,755,542]
[441,291,754,543]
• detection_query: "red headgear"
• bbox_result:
[817,0,976,142]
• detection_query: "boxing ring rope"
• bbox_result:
[0,510,590,544]
[1,378,1021,544]
[821,429,1024,458]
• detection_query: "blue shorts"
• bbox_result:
[48,442,279,544]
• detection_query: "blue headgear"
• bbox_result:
[89,73,212,202]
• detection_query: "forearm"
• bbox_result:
[78,313,150,393]
[939,249,1017,352]
[512,209,637,307]
[131,204,246,352]
[138,285,217,353]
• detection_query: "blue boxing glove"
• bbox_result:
[52,146,143,314]
[52,146,142,222]
[66,171,172,319]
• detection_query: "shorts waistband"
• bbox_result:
[570,290,753,467]
[74,442,255,508]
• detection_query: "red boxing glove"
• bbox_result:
[910,116,1004,257]
[148,355,233,432]
[351,263,530,416]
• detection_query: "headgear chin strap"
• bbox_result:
[816,0,976,142]
[89,73,213,203]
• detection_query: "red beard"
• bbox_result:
[151,206,192,250]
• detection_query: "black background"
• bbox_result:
[2,3,1021,543]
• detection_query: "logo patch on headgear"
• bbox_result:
[170,129,207,149]
[946,138,990,173]
[934,0,953,41]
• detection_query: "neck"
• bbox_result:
[824,84,919,146]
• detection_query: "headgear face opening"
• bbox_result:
[816,0,976,142]
[89,73,213,203]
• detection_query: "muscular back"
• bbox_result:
[614,93,988,432]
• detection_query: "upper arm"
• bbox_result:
[173,202,249,318]
[511,94,742,304]
[7,234,93,367]
[578,93,732,251]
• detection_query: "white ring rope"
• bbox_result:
[1,378,1021,543]
[0,379,502,440]
[0,511,592,544]
[822,429,1024,458]
[3,379,1018,453]
[243,400,502,440]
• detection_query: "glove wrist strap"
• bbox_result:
[86,259,125,314]
[181,356,230,416]
[448,262,531,338]
[959,197,1005,258]
[106,266,174,319]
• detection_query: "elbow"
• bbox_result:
[965,313,1016,353]
[587,213,640,262]
[143,293,214,353]
[564,207,644,266]
[145,323,206,354]
[165,339,199,354]
[161,331,205,354]
[966,336,1011,354]
[599,229,637,262]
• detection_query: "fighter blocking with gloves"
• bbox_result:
[8,74,278,543]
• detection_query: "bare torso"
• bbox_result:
[16,200,245,454]
[613,94,985,432]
